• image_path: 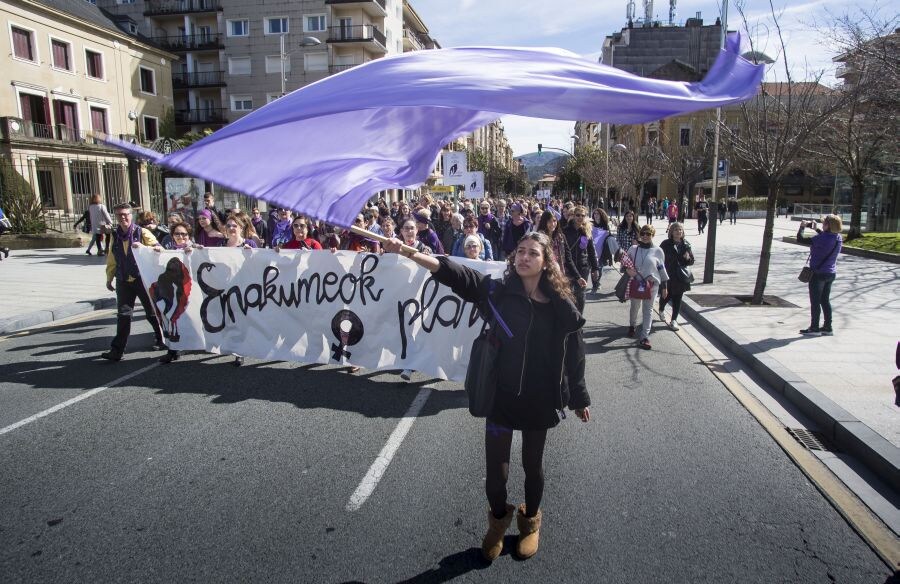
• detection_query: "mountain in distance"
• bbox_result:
[515,151,567,183]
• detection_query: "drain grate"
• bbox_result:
[786,428,834,452]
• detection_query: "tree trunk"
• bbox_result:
[751,183,777,305]
[848,178,864,240]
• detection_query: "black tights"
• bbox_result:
[660,290,685,320]
[485,420,547,518]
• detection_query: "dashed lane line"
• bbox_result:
[346,386,432,512]
[0,362,159,436]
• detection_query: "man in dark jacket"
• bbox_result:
[501,203,532,257]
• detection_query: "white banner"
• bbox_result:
[464,171,484,198]
[135,248,505,381]
[536,189,552,199]
[441,151,467,185]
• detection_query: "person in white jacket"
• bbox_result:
[626,224,669,349]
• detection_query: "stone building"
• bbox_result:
[0,0,176,221]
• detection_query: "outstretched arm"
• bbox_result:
[381,237,440,273]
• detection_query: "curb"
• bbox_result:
[680,296,900,492]
[0,298,116,335]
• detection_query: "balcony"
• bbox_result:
[172,70,226,88]
[326,25,387,54]
[402,28,425,51]
[174,108,227,125]
[325,0,387,18]
[0,117,103,145]
[329,63,359,74]
[144,0,222,17]
[150,33,224,52]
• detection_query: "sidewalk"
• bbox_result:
[0,248,114,331]
[653,216,899,489]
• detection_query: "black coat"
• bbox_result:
[660,239,695,295]
[433,256,590,412]
[563,224,599,279]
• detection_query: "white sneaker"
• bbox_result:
[400,369,412,381]
[670,319,680,331]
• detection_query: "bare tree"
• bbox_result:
[723,0,848,304]
[806,10,899,239]
[609,125,663,210]
[658,115,714,215]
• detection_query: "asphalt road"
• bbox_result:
[0,289,892,584]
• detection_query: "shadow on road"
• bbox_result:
[396,547,490,583]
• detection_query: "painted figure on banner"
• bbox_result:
[149,257,192,343]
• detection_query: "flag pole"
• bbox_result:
[348,225,420,256]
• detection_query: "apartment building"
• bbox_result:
[98,0,435,135]
[0,0,175,216]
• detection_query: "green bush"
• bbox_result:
[734,196,769,211]
[0,159,47,234]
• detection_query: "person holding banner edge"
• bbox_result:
[382,231,590,561]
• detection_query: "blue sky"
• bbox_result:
[411,0,873,157]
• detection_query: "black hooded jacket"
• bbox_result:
[433,256,591,412]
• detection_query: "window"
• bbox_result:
[142,116,158,141]
[266,17,288,35]
[11,26,35,61]
[51,39,72,71]
[228,56,251,75]
[53,99,79,140]
[304,53,327,72]
[230,95,253,111]
[305,15,326,32]
[266,93,281,104]
[647,129,658,145]
[228,19,249,37]
[85,49,104,79]
[90,106,108,134]
[265,55,288,74]
[679,127,691,146]
[139,66,156,94]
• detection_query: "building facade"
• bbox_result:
[1,0,176,219]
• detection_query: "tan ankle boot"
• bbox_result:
[481,503,515,561]
[516,504,542,559]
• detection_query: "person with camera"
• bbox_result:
[382,231,590,561]
[799,215,843,336]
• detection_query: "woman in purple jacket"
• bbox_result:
[800,214,843,336]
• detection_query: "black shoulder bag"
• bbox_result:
[464,280,513,417]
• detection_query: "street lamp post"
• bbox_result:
[281,35,323,97]
[604,41,616,217]
[703,0,728,284]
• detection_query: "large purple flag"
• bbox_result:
[106,33,762,227]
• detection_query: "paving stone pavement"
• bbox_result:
[645,215,900,450]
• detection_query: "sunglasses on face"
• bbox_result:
[173,232,189,237]
[115,212,131,218]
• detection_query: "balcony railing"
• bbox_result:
[325,0,386,14]
[172,70,226,88]
[174,108,227,125]
[402,28,424,51]
[0,117,103,144]
[144,0,222,16]
[329,63,359,74]
[326,25,386,48]
[150,33,224,52]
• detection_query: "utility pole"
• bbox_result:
[703,0,727,284]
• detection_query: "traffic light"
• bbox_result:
[579,182,584,192]
[537,143,542,153]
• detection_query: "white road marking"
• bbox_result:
[346,386,432,511]
[0,363,159,436]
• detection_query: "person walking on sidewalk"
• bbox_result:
[0,206,10,260]
[83,194,112,256]
[695,195,709,234]
[626,224,669,349]
[800,214,843,336]
[101,203,165,361]
[659,222,694,330]
[381,231,591,561]
[727,197,739,224]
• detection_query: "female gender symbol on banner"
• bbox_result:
[331,309,364,361]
